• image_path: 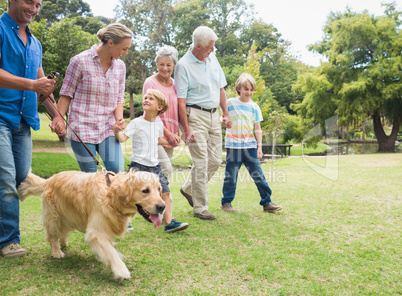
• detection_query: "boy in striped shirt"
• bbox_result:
[221,74,282,213]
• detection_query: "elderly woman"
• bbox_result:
[142,46,181,184]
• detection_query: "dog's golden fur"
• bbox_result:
[18,170,165,279]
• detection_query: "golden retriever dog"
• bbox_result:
[18,170,165,279]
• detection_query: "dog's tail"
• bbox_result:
[18,172,46,202]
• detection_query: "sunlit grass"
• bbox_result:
[1,154,401,295]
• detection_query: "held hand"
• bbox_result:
[166,132,181,147]
[112,123,122,133]
[33,77,56,95]
[115,118,126,131]
[49,117,66,136]
[182,130,195,146]
[221,115,232,129]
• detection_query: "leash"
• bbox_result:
[39,71,115,183]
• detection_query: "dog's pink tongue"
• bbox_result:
[149,214,162,228]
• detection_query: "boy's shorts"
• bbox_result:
[128,162,170,193]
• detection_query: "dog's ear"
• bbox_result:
[108,175,131,200]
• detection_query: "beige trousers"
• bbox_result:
[158,146,174,215]
[181,107,222,213]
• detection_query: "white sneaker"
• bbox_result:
[0,243,29,258]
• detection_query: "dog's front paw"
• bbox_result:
[52,250,65,258]
[113,265,131,280]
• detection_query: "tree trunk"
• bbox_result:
[362,117,366,140]
[129,93,135,119]
[372,111,400,152]
[346,124,350,141]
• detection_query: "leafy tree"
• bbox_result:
[171,0,210,55]
[172,0,254,66]
[302,4,402,152]
[71,16,104,34]
[36,0,92,25]
[205,0,253,60]
[261,110,288,163]
[116,0,174,48]
[243,42,265,101]
[116,0,175,83]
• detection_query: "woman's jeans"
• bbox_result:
[70,136,123,173]
[0,120,32,248]
[222,148,272,207]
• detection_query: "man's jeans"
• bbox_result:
[222,148,272,207]
[0,120,32,248]
[70,136,123,173]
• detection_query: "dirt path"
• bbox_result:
[32,147,73,153]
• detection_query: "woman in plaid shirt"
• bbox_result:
[52,23,133,173]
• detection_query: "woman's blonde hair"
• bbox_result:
[145,89,169,115]
[235,73,257,95]
[97,23,133,45]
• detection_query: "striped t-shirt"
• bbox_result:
[225,97,263,149]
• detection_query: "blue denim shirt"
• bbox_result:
[174,49,227,109]
[0,12,42,131]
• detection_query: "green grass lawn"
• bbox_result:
[1,153,401,295]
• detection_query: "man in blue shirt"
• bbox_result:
[175,26,232,220]
[0,0,64,258]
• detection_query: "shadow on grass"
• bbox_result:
[42,249,127,284]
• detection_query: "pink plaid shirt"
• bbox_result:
[60,45,126,144]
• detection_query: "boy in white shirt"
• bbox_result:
[113,89,189,233]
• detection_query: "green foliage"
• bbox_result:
[243,42,265,100]
[123,93,143,118]
[304,6,402,151]
[260,110,289,143]
[261,61,302,114]
[0,0,6,14]
[116,0,174,49]
[282,115,307,144]
[71,15,104,34]
[171,0,210,56]
[205,0,254,59]
[222,64,243,94]
[35,0,92,25]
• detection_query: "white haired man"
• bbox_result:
[174,26,232,220]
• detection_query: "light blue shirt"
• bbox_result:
[174,49,227,109]
[0,12,42,131]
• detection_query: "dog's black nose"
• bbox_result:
[156,202,165,213]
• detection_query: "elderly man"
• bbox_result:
[175,26,231,220]
[0,0,64,258]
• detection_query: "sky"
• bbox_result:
[84,0,397,66]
